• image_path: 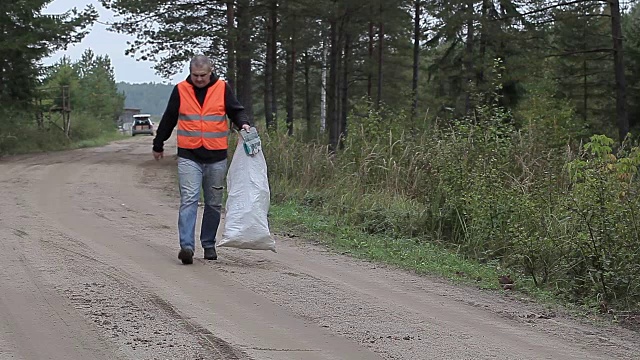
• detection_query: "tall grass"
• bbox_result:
[0,109,123,155]
[264,98,640,312]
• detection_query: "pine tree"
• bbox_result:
[0,0,96,106]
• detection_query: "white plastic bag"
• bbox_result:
[218,136,275,252]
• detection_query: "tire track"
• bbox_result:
[0,149,253,360]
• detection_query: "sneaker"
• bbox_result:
[178,248,194,265]
[204,247,217,260]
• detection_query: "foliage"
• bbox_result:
[0,108,123,155]
[0,0,96,106]
[75,50,124,121]
[562,134,640,307]
[269,201,502,291]
[550,3,615,135]
[41,51,125,124]
[513,62,588,148]
[99,0,229,78]
[264,69,640,311]
[0,50,125,155]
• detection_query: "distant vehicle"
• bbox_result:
[131,114,154,136]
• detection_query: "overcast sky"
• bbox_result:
[43,0,189,84]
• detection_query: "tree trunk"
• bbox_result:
[328,18,339,152]
[368,20,374,99]
[336,26,342,135]
[226,0,236,89]
[36,97,44,130]
[477,0,488,86]
[320,30,328,133]
[376,5,384,109]
[264,0,277,131]
[286,29,296,136]
[270,0,278,124]
[339,32,351,149]
[0,58,4,104]
[609,0,629,141]
[304,51,312,138]
[581,16,588,124]
[411,0,420,119]
[62,85,71,138]
[235,0,253,123]
[583,58,588,124]
[464,1,475,115]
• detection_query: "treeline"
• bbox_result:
[117,82,174,115]
[102,0,640,145]
[42,51,125,137]
[0,1,123,154]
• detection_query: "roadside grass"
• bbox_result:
[269,200,503,291]
[1,130,127,156]
[267,201,611,322]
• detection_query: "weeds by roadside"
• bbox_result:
[0,109,126,156]
[269,201,502,290]
[263,73,640,315]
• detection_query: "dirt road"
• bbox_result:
[1,135,639,360]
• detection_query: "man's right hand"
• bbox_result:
[153,151,164,161]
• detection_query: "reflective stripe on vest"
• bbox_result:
[176,80,228,150]
[178,114,226,122]
[177,130,228,138]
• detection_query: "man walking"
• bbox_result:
[152,55,251,264]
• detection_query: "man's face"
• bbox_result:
[190,66,211,88]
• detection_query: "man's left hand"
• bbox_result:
[242,124,251,132]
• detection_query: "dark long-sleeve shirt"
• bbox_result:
[152,74,250,164]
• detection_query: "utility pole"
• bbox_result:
[62,85,71,138]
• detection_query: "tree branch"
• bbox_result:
[491,0,608,22]
[545,48,613,57]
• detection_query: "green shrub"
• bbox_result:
[264,78,640,311]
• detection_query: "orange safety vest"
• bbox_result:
[176,80,228,150]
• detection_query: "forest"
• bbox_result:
[0,1,123,154]
[2,0,640,313]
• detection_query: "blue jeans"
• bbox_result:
[177,157,227,251]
